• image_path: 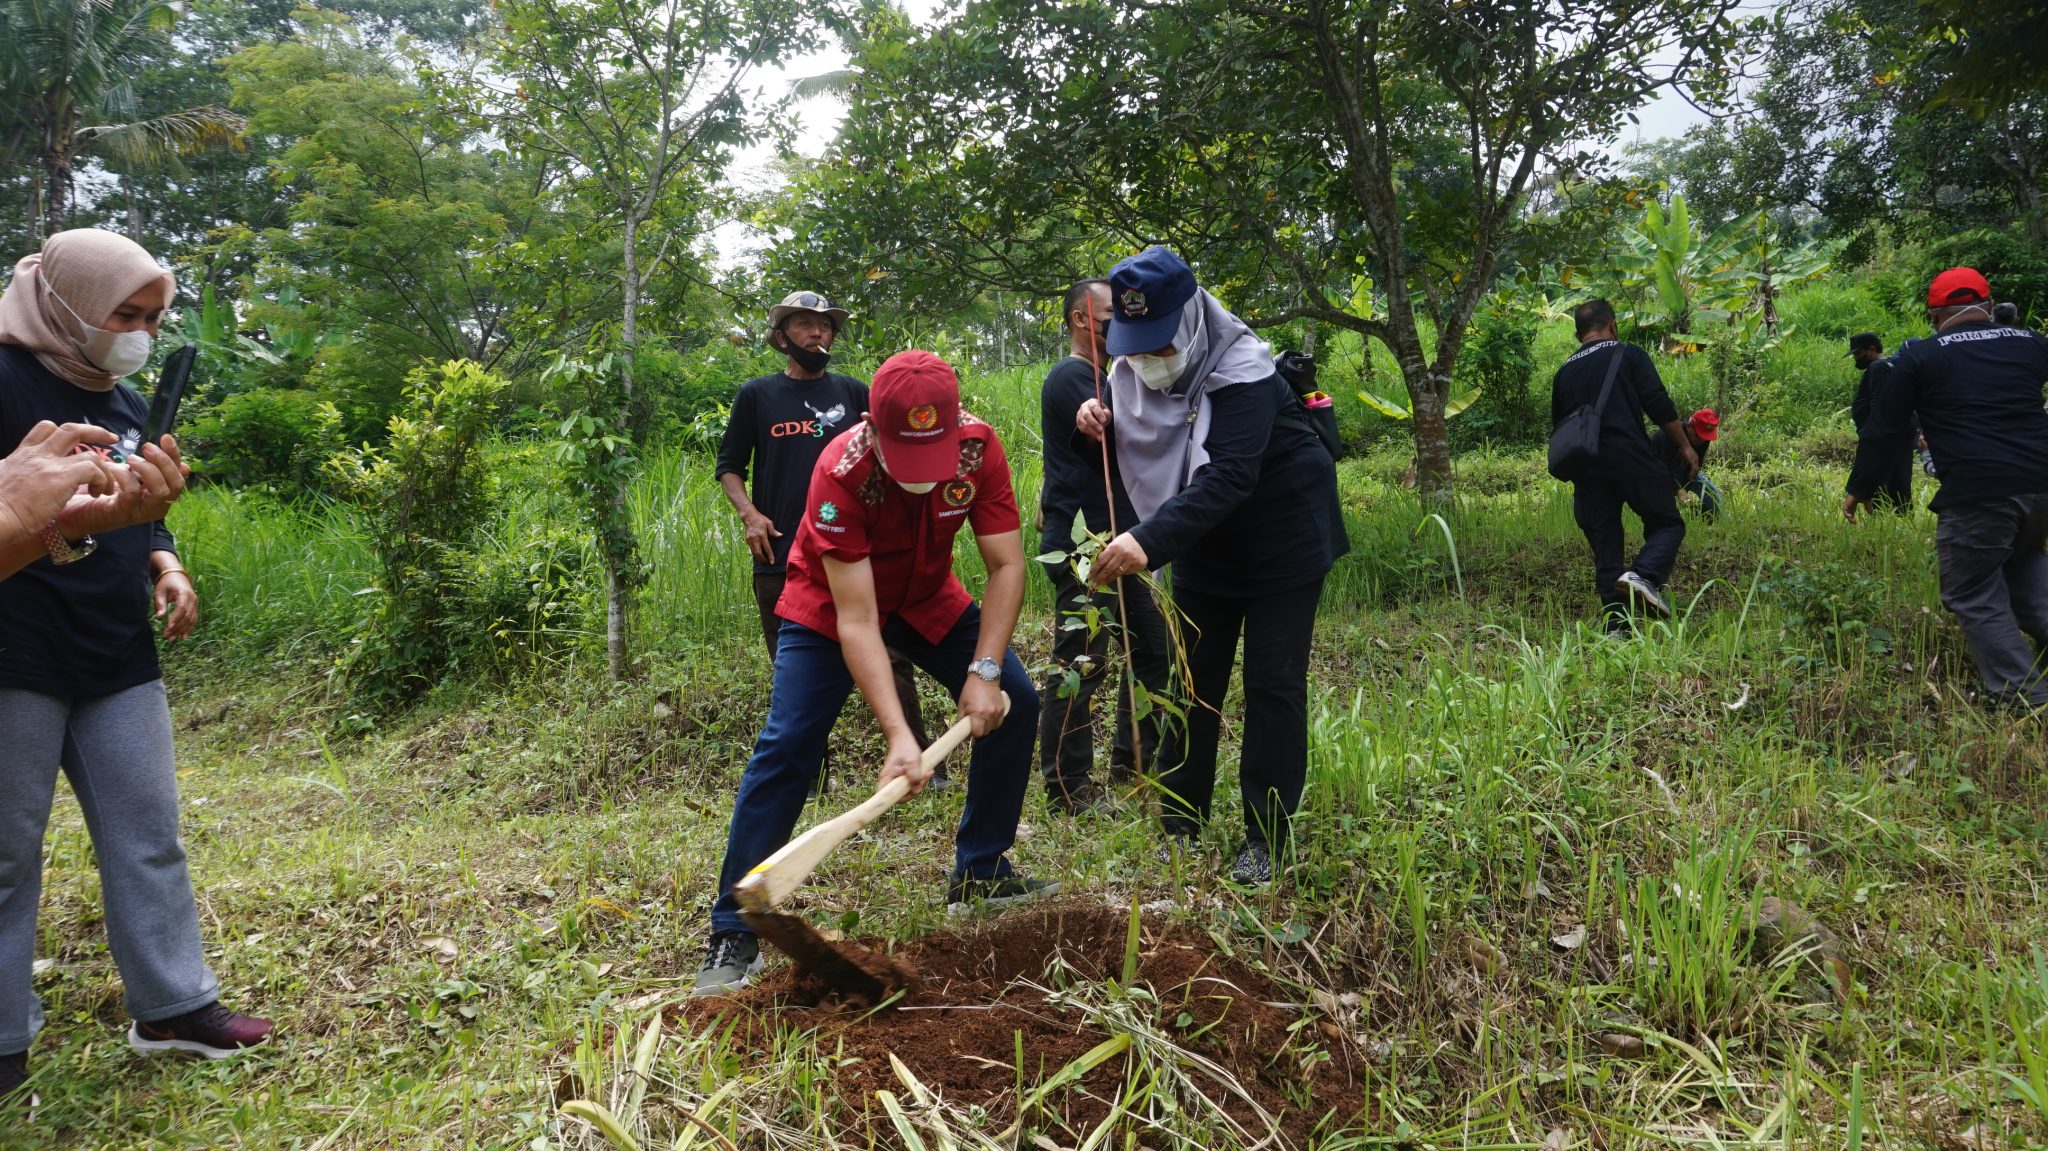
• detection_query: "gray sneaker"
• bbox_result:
[1615,572,1670,618]
[1229,841,1274,886]
[692,931,764,997]
[1156,832,1200,865]
[1,1049,33,1114]
[945,873,1060,917]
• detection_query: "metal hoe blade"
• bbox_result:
[740,909,894,1004]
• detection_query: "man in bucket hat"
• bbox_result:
[1847,267,2048,709]
[696,350,1054,995]
[715,291,933,794]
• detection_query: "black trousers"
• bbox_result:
[1157,577,1323,851]
[1869,450,1914,515]
[752,570,928,755]
[1934,494,2048,707]
[1036,561,1171,797]
[1572,461,1685,614]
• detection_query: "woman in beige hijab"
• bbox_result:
[0,231,270,1111]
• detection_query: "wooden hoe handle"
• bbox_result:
[731,691,1010,913]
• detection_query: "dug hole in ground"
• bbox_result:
[672,900,1363,1146]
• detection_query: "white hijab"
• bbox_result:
[1109,289,1275,520]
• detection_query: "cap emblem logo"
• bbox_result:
[943,479,976,507]
[1119,288,1148,318]
[906,404,939,431]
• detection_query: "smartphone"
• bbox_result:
[141,345,198,446]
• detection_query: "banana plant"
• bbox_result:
[1356,387,1481,421]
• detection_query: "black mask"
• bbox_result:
[784,339,832,374]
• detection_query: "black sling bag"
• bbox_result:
[1546,344,1625,482]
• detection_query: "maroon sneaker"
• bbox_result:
[1,1048,33,1111]
[129,1002,274,1060]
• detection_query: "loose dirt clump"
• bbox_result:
[677,901,1361,1146]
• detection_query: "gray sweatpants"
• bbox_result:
[1935,493,2048,708]
[0,680,217,1054]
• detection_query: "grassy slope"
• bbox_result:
[17,347,2048,1150]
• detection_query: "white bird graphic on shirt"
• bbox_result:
[805,400,847,430]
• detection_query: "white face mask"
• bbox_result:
[47,284,153,376]
[1128,350,1185,391]
[896,480,938,495]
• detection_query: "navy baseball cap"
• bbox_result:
[1106,246,1197,357]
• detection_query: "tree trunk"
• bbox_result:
[40,145,69,240]
[1406,369,1453,497]
[607,210,641,681]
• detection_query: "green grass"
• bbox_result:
[19,354,2048,1149]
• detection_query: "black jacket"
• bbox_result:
[1848,322,2048,509]
[1126,373,1349,597]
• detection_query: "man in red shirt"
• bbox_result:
[695,350,1052,995]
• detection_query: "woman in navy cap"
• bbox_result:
[1078,246,1348,885]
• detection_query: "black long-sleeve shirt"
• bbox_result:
[1038,355,1136,556]
[713,371,868,572]
[0,344,178,695]
[1125,373,1348,596]
[1848,322,2048,509]
[1548,340,1678,474]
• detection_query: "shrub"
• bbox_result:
[326,359,511,712]
[1880,230,2048,324]
[1451,299,1544,449]
[184,387,346,491]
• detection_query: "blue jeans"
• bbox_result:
[709,604,1040,935]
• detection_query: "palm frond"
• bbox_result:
[72,104,247,167]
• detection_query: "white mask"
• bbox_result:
[896,480,938,495]
[1129,350,1185,391]
[47,284,153,376]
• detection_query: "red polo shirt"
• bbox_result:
[777,412,1022,643]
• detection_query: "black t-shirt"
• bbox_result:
[1549,340,1678,473]
[1851,357,1919,442]
[1125,373,1349,597]
[1850,322,2048,509]
[713,371,868,572]
[0,344,176,696]
[1037,355,1136,557]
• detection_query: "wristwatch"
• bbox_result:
[967,657,1001,684]
[39,520,96,565]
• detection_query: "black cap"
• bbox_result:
[1847,332,1881,356]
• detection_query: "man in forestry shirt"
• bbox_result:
[715,291,931,791]
[1846,267,2048,710]
[1551,298,1697,628]
[1035,278,1169,815]
[695,350,1052,996]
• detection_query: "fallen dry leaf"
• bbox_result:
[1544,1128,1572,1151]
[419,935,458,960]
[1463,935,1505,975]
[1552,926,1587,950]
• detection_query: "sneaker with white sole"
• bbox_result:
[129,1001,274,1060]
[1614,572,1670,618]
[945,873,1059,917]
[692,930,764,997]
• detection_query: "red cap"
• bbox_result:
[1690,408,1719,441]
[1927,267,1991,308]
[869,350,962,484]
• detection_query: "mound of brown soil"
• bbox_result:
[677,902,1361,1146]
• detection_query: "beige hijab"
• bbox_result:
[0,229,176,391]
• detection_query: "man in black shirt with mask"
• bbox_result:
[1848,332,1914,512]
[1551,298,1696,628]
[716,291,931,786]
[1035,279,1169,815]
[1847,267,2048,710]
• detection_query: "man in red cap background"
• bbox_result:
[694,349,1051,995]
[1847,266,2048,710]
[1650,408,1724,520]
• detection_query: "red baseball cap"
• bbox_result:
[869,350,962,484]
[1689,408,1719,441]
[1927,267,1991,308]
